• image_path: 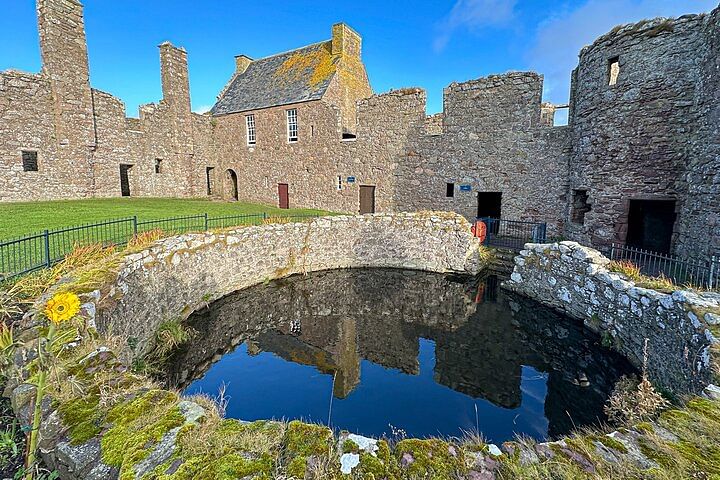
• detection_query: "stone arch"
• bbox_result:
[224,169,239,201]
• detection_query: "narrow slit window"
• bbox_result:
[571,189,591,224]
[246,114,256,145]
[337,176,342,191]
[446,182,455,198]
[608,56,620,86]
[287,108,298,142]
[206,166,215,195]
[22,150,38,172]
[154,158,163,174]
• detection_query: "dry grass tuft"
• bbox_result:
[127,229,165,251]
[608,260,677,292]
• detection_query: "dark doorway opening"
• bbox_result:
[278,183,289,209]
[206,167,215,195]
[477,192,502,219]
[119,164,132,197]
[359,185,376,214]
[626,199,676,254]
[226,169,239,201]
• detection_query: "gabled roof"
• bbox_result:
[211,41,338,116]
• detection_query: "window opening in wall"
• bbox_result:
[446,182,455,198]
[246,114,256,145]
[342,133,357,140]
[22,151,38,172]
[287,109,298,142]
[608,56,620,86]
[311,125,315,137]
[154,158,163,174]
[337,176,342,191]
[206,167,215,195]
[571,189,591,224]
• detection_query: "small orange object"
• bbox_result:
[471,220,487,243]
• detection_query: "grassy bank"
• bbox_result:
[0,198,332,240]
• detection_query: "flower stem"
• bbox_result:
[25,324,55,480]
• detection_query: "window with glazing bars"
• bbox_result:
[287,109,298,142]
[246,114,256,145]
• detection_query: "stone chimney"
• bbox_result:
[234,55,253,75]
[331,23,362,58]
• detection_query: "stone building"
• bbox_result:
[1,0,719,261]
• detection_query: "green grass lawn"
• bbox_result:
[0,198,332,240]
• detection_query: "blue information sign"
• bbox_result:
[459,184,472,192]
[347,176,356,183]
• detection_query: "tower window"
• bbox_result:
[154,158,163,174]
[246,114,256,145]
[337,176,342,191]
[446,183,455,198]
[22,151,38,172]
[608,56,620,86]
[287,109,298,142]
[571,189,591,224]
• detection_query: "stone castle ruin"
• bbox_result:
[1,0,719,262]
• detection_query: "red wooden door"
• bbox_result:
[278,183,289,209]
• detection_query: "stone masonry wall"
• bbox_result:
[504,241,720,395]
[566,13,709,253]
[674,8,720,261]
[388,73,571,235]
[97,213,484,356]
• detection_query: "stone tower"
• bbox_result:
[36,0,96,194]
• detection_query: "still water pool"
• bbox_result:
[165,269,635,443]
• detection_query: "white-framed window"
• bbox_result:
[286,108,298,142]
[246,114,256,145]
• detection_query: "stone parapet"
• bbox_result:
[504,241,720,395]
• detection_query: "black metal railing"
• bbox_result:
[0,212,320,282]
[476,217,547,250]
[609,243,719,290]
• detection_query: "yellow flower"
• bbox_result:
[44,292,81,325]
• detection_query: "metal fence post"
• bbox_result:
[204,213,209,231]
[132,216,138,235]
[43,230,51,268]
[710,255,716,290]
[263,212,268,221]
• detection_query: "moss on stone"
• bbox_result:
[350,440,398,480]
[101,389,185,479]
[394,438,467,479]
[342,439,359,454]
[589,435,628,454]
[283,420,333,478]
[57,396,103,444]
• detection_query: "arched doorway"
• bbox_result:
[225,169,238,201]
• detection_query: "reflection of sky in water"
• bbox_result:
[186,338,551,443]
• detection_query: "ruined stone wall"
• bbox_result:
[337,89,427,214]
[504,241,720,395]
[390,73,571,235]
[566,14,708,252]
[674,8,720,262]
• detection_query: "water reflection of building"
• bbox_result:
[166,269,634,438]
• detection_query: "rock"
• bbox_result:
[400,452,414,467]
[178,400,205,424]
[704,384,720,400]
[55,438,102,478]
[340,453,360,474]
[487,444,502,457]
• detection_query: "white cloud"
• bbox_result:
[528,0,718,105]
[194,105,212,114]
[434,0,518,52]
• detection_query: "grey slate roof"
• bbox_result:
[211,41,336,116]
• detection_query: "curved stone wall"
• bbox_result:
[97,213,484,355]
[504,241,720,396]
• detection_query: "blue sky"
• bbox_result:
[1,0,716,122]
